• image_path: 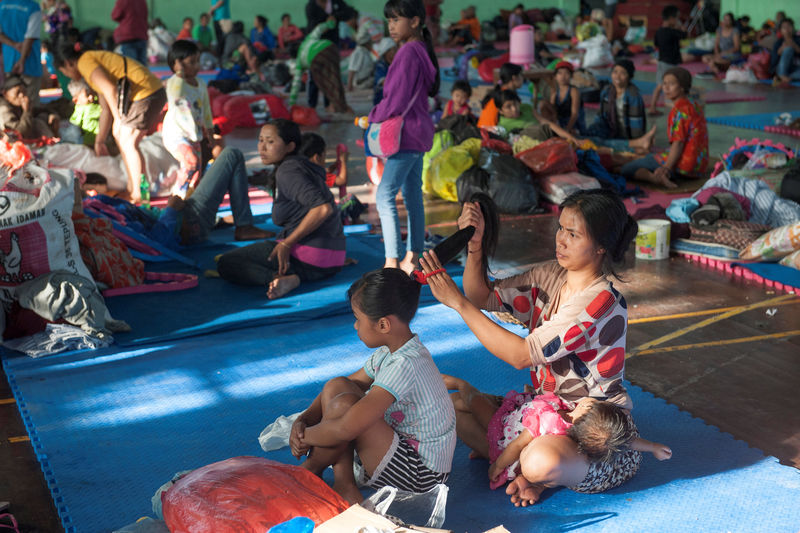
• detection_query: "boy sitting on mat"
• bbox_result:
[289,268,456,503]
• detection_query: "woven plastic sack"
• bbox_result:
[0,162,94,302]
[161,457,349,533]
[516,138,578,176]
[739,221,800,261]
[428,138,481,202]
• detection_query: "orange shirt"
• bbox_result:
[458,17,481,41]
[477,98,499,128]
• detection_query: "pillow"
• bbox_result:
[779,249,800,270]
[738,221,800,261]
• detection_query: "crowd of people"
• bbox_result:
[1,0,799,518]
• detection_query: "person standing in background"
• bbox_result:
[0,0,43,106]
[111,0,149,65]
[209,0,232,56]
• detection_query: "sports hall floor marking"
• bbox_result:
[628,298,800,324]
[633,330,800,356]
[0,398,16,405]
[627,293,797,357]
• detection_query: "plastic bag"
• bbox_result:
[577,34,612,68]
[456,166,490,203]
[423,130,455,195]
[362,484,449,528]
[290,105,322,127]
[428,138,481,202]
[743,147,788,170]
[538,172,601,204]
[516,138,578,176]
[161,457,349,533]
[480,149,539,213]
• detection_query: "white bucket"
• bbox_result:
[635,219,671,260]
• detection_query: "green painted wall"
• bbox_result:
[719,0,796,29]
[70,0,578,37]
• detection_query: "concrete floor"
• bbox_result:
[1,65,799,532]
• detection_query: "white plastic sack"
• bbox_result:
[257,411,302,451]
[578,35,613,68]
[37,143,127,190]
[723,66,758,84]
[693,32,715,51]
[0,164,93,302]
[362,484,449,529]
[147,27,176,63]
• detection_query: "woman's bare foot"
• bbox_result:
[333,479,364,505]
[652,172,678,189]
[629,126,657,154]
[267,274,300,299]
[234,225,275,241]
[506,477,545,507]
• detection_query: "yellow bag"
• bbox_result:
[428,138,481,202]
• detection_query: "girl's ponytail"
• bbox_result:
[421,25,441,97]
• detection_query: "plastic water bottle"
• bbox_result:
[354,116,369,129]
[139,174,150,208]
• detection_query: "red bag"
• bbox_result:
[479,129,513,155]
[210,93,233,118]
[162,457,349,532]
[223,95,291,128]
[290,105,322,127]
[516,138,578,176]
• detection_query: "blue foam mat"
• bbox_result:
[3,305,799,533]
[733,261,800,289]
[706,111,800,131]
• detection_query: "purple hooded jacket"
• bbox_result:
[368,41,436,153]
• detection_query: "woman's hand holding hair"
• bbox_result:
[269,241,292,275]
[420,250,467,310]
[458,202,484,251]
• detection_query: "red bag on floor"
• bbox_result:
[162,457,349,533]
[291,105,322,127]
[516,138,578,176]
[211,93,233,118]
[479,129,512,154]
[223,95,291,128]
[747,51,771,80]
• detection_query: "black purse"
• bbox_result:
[116,56,132,117]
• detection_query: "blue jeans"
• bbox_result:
[182,147,253,244]
[776,47,800,80]
[118,39,148,65]
[619,153,660,180]
[376,151,425,259]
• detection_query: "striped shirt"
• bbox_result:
[364,335,456,474]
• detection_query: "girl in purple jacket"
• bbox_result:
[369,0,440,273]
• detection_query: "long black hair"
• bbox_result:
[468,192,500,286]
[348,268,421,324]
[383,0,440,97]
[54,42,84,68]
[559,189,638,280]
[482,63,523,106]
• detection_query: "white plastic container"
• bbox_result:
[635,219,671,260]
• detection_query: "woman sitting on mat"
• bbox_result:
[583,59,653,153]
[417,189,641,506]
[290,268,456,503]
[618,67,708,189]
[215,119,345,299]
[701,12,742,77]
